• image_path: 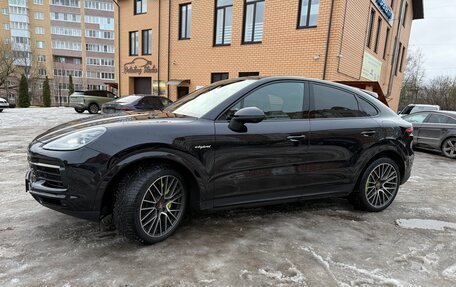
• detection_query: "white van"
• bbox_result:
[398,104,440,117]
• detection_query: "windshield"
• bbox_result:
[114,95,142,104]
[164,79,258,118]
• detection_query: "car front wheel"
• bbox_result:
[442,137,456,159]
[114,165,187,244]
[350,158,400,212]
[88,103,99,114]
[74,108,84,113]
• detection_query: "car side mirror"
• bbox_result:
[229,107,265,132]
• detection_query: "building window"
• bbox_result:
[366,9,375,48]
[239,72,260,77]
[399,45,406,72]
[298,0,320,28]
[142,29,152,55]
[211,73,229,83]
[243,0,264,43]
[383,27,390,60]
[214,0,233,45]
[38,69,47,76]
[36,41,45,49]
[134,0,147,15]
[129,31,139,56]
[374,17,381,53]
[2,23,9,30]
[35,27,45,34]
[37,55,46,62]
[402,2,408,27]
[179,3,192,40]
[34,0,43,4]
[1,8,8,15]
[35,12,44,20]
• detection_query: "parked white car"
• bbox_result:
[398,104,440,117]
[0,98,9,112]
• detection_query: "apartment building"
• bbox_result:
[0,0,116,106]
[117,0,423,111]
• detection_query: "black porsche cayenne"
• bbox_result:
[26,77,414,244]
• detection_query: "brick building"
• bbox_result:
[116,0,423,111]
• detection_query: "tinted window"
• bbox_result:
[311,84,361,118]
[358,97,378,116]
[404,113,429,123]
[448,117,456,124]
[427,114,451,124]
[223,82,306,120]
[400,105,414,115]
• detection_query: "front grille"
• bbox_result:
[31,163,64,189]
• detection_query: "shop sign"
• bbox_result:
[123,57,158,75]
[361,52,382,82]
[374,0,394,22]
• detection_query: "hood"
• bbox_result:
[33,111,193,143]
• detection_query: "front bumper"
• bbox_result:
[26,143,110,221]
[69,103,86,109]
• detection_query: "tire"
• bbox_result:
[114,165,187,244]
[74,108,84,113]
[349,158,400,212]
[441,137,456,159]
[0,109,3,112]
[88,103,99,114]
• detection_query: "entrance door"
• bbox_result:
[134,77,151,94]
[177,87,189,99]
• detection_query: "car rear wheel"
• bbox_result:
[88,103,99,114]
[350,158,400,212]
[74,108,84,113]
[442,137,456,159]
[114,165,187,244]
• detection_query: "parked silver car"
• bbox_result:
[404,111,456,158]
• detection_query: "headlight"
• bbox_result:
[43,127,107,151]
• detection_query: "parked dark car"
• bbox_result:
[102,95,173,114]
[26,77,414,244]
[69,90,117,114]
[403,111,456,158]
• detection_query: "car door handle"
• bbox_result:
[361,130,377,137]
[287,135,307,142]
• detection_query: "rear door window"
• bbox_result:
[358,97,378,117]
[427,114,453,124]
[311,84,362,118]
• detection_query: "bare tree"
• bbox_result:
[12,41,47,105]
[399,49,426,109]
[0,41,17,89]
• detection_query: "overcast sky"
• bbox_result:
[409,0,456,80]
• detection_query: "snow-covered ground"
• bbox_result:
[1,108,456,286]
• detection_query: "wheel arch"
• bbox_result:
[354,148,406,191]
[96,148,209,219]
